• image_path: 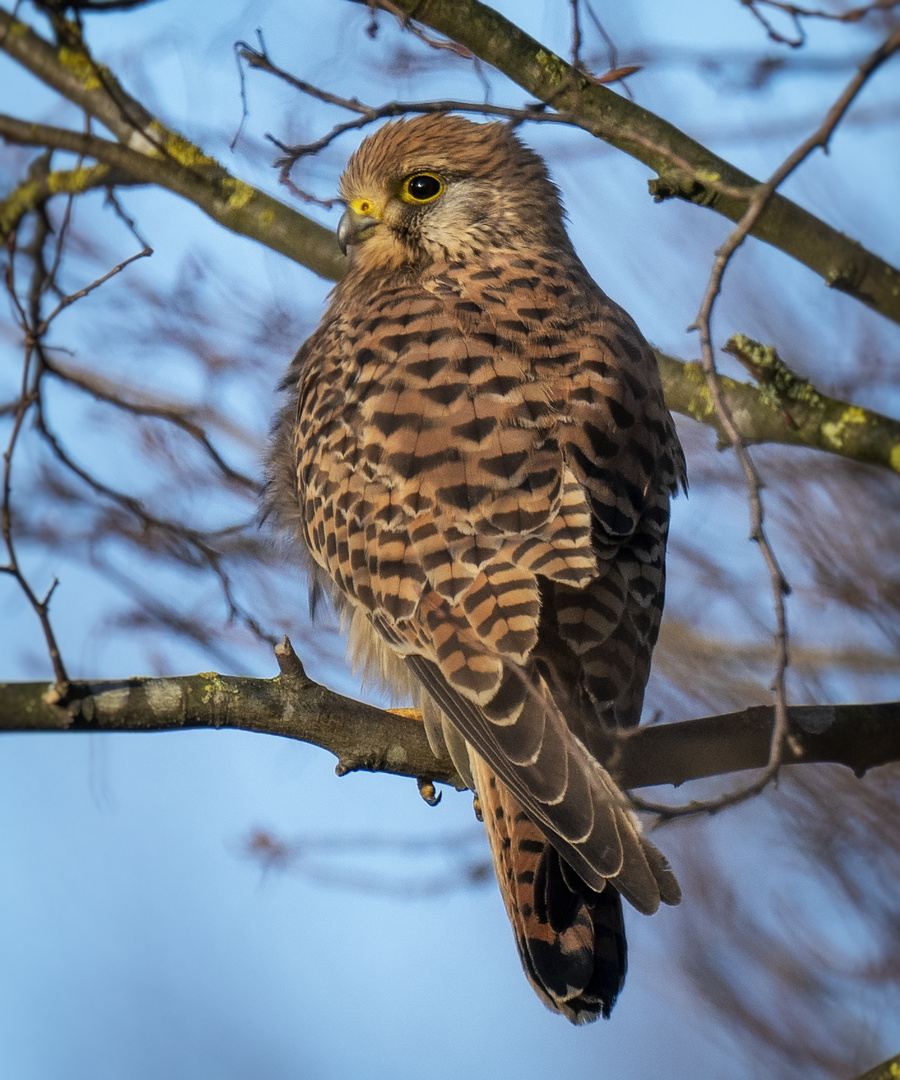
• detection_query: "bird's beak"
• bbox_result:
[337,200,382,254]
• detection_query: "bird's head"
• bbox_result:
[336,113,572,273]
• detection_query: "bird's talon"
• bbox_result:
[417,777,441,806]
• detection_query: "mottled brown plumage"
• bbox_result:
[268,114,685,1022]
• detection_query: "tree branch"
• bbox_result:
[0,112,345,278]
[658,343,900,474]
[0,160,142,241]
[852,1051,900,1080]
[1,648,896,790]
[355,0,900,325]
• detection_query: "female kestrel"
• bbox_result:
[268,113,685,1023]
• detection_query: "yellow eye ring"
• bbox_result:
[400,173,444,204]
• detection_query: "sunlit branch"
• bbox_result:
[656,345,900,475]
[0,161,144,243]
[0,0,342,274]
[0,111,345,280]
[854,1051,900,1080]
[0,640,896,793]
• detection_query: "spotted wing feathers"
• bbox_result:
[274,258,680,916]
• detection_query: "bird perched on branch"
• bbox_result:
[268,113,685,1022]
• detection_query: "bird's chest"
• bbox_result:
[298,282,568,480]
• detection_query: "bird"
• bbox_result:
[267,113,686,1023]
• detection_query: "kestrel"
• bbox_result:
[268,114,685,1023]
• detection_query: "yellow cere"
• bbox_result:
[350,197,378,218]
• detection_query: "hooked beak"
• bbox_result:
[337,202,382,254]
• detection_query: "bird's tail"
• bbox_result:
[471,756,627,1023]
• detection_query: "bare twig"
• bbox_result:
[237,41,756,202]
[1,229,69,683]
[681,26,900,815]
[241,825,489,896]
[37,246,151,333]
[566,0,639,93]
[372,0,473,57]
[2,211,271,669]
[32,409,268,638]
[742,0,900,48]
[39,356,259,491]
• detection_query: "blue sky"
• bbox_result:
[1,1,899,1077]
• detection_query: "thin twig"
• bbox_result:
[34,405,266,637]
[3,213,271,671]
[743,0,900,48]
[676,26,900,818]
[566,0,639,94]
[41,357,259,491]
[371,0,474,56]
[36,246,152,335]
[569,0,583,69]
[1,230,69,683]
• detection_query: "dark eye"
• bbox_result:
[402,173,443,204]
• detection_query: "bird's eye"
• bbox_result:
[401,173,444,204]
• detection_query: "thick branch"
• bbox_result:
[657,345,900,473]
[357,0,900,325]
[0,114,344,278]
[0,667,461,785]
[1,669,896,789]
